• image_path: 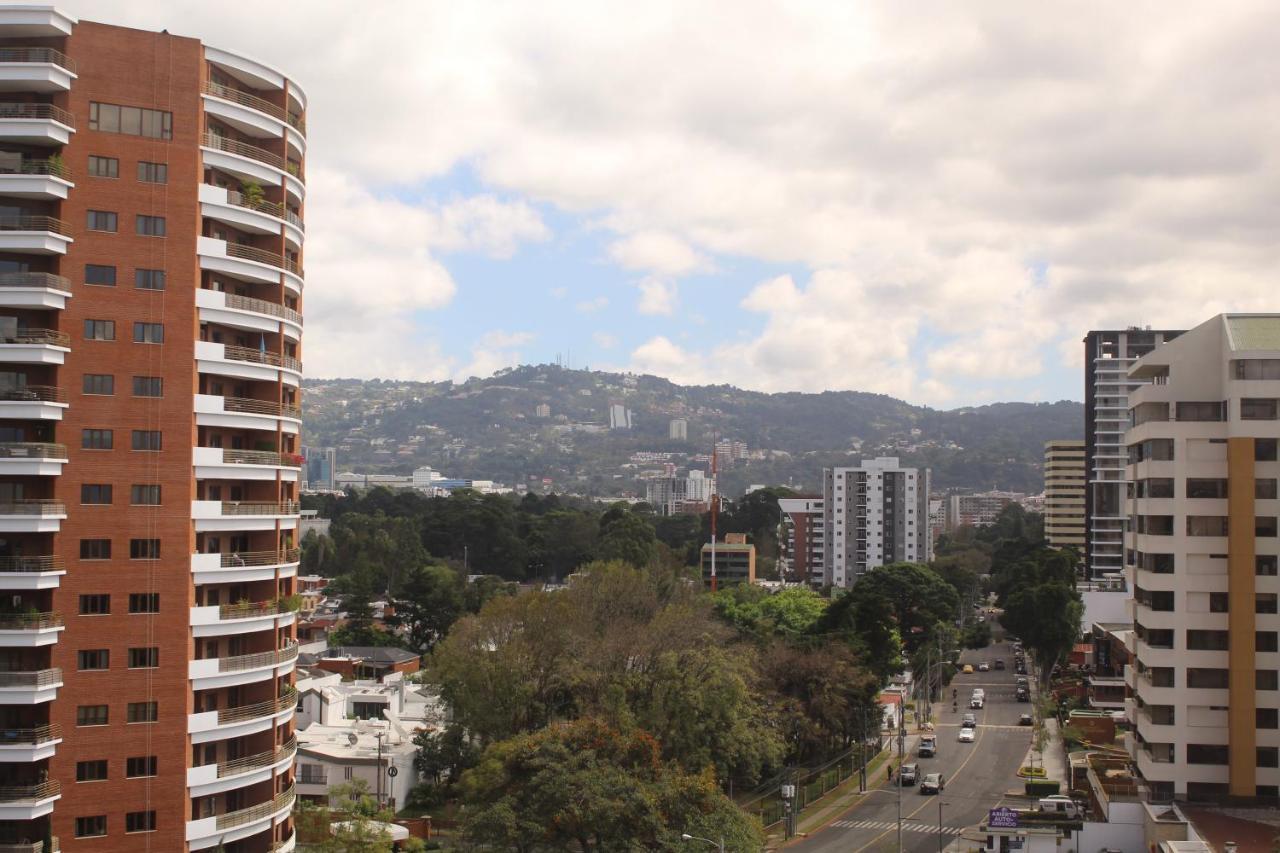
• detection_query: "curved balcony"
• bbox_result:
[198,183,303,250]
[203,82,303,163]
[0,501,65,534]
[0,443,65,477]
[195,394,301,437]
[0,103,73,146]
[0,385,67,422]
[195,288,301,342]
[191,548,301,584]
[0,47,75,93]
[200,131,292,193]
[196,340,301,386]
[0,158,72,201]
[190,640,298,689]
[197,235,303,293]
[0,780,59,820]
[271,831,296,853]
[192,599,297,638]
[188,735,296,797]
[0,611,62,647]
[187,783,295,850]
[0,329,69,366]
[192,501,301,535]
[0,557,63,591]
[0,216,71,255]
[0,667,61,703]
[189,688,296,744]
[0,723,61,763]
[193,446,302,483]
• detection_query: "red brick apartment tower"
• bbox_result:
[0,7,305,851]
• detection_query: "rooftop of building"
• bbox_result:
[297,717,419,762]
[307,646,419,665]
[700,542,755,552]
[1225,313,1280,351]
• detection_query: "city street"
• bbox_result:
[789,635,1030,853]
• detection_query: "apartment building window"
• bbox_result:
[126,756,157,777]
[83,319,115,340]
[1136,478,1175,498]
[84,263,116,286]
[1260,747,1280,768]
[78,594,109,615]
[1186,630,1229,651]
[1176,401,1225,422]
[1234,359,1280,380]
[76,705,108,727]
[75,816,107,838]
[82,429,113,449]
[127,701,157,723]
[1186,479,1228,499]
[1260,479,1279,499]
[132,322,163,343]
[1137,515,1174,536]
[130,485,161,505]
[135,215,166,237]
[127,648,158,668]
[1261,556,1280,577]
[134,268,165,290]
[86,155,118,178]
[1187,744,1229,765]
[1209,592,1229,613]
[82,374,114,395]
[1186,516,1229,537]
[132,376,163,397]
[129,539,160,560]
[131,430,161,451]
[79,539,111,560]
[136,161,167,183]
[1242,399,1280,420]
[88,102,172,139]
[76,759,108,781]
[77,649,109,671]
[1128,438,1175,463]
[128,593,159,614]
[86,210,117,232]
[1259,708,1280,729]
[1259,439,1279,462]
[1262,632,1280,653]
[1258,670,1278,690]
[125,810,156,833]
[80,484,112,505]
[1260,517,1279,538]
[1186,668,1229,689]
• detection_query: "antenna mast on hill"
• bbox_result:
[709,430,718,592]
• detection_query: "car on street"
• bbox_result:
[1036,795,1082,818]
[962,664,974,674]
[1016,688,1030,703]
[898,763,919,785]
[978,662,990,672]
[920,772,945,794]
[958,727,975,743]
[994,658,1005,670]
[918,735,937,758]
[962,713,977,728]
[970,696,984,709]
[1019,713,1033,725]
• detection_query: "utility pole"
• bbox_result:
[374,731,386,810]
[896,725,904,852]
[859,705,868,792]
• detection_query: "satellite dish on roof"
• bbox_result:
[347,732,358,746]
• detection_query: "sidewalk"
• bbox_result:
[1018,717,1067,786]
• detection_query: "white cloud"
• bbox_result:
[454,330,535,381]
[593,332,618,349]
[575,296,609,314]
[636,277,677,316]
[66,0,1280,400]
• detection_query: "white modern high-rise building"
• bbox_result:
[1044,440,1086,550]
[609,403,632,430]
[1124,314,1280,801]
[822,458,931,588]
[645,470,713,516]
[669,418,688,441]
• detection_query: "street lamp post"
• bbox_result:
[681,832,724,853]
[938,800,949,853]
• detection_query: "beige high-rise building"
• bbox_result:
[1044,440,1086,549]
[1125,314,1280,801]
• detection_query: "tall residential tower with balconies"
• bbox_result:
[0,8,304,851]
[821,458,931,589]
[1124,314,1280,802]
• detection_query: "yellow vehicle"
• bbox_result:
[962,664,975,674]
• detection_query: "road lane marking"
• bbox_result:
[832,819,962,835]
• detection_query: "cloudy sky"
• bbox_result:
[67,1,1280,407]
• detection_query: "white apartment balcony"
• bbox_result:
[196,340,301,386]
[197,235,303,292]
[272,829,297,853]
[189,641,298,691]
[193,447,302,483]
[0,103,73,146]
[0,780,58,821]
[0,216,70,254]
[189,689,296,744]
[191,548,301,585]
[0,612,62,647]
[0,502,64,534]
[0,159,72,200]
[199,183,303,249]
[195,287,301,341]
[195,394,301,436]
[187,784,295,851]
[0,273,71,310]
[0,6,75,35]
[191,600,297,638]
[0,444,65,476]
[0,668,61,704]
[192,500,300,534]
[0,724,60,763]
[0,558,62,591]
[0,47,75,93]
[0,329,68,366]
[187,735,295,798]
[201,131,304,204]
[0,386,65,422]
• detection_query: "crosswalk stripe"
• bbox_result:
[831,819,962,835]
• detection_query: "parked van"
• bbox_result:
[918,735,937,758]
[1036,795,1081,818]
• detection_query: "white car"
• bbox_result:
[978,662,990,672]
[958,727,976,743]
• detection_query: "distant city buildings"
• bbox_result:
[669,417,688,440]
[779,496,825,585]
[304,445,338,491]
[645,470,713,516]
[1083,327,1184,579]
[701,533,756,587]
[715,439,748,468]
[822,457,931,588]
[944,490,1023,531]
[609,403,633,430]
[1044,439,1086,550]
[535,402,551,418]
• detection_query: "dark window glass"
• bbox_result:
[83,319,115,341]
[81,429,113,449]
[127,648,158,669]
[1176,402,1225,422]
[1259,708,1280,729]
[79,539,111,560]
[1242,399,1280,421]
[126,810,156,833]
[135,215,166,237]
[129,539,160,560]
[134,268,165,290]
[86,155,118,178]
[75,815,107,837]
[89,101,171,139]
[1187,744,1229,765]
[78,594,109,615]
[77,649,109,671]
[1258,670,1278,690]
[84,263,116,286]
[128,593,159,614]
[130,485,161,505]
[76,705,108,727]
[1259,439,1279,462]
[1261,556,1280,577]
[131,430,161,451]
[126,701,157,723]
[1261,632,1280,653]
[132,322,163,344]
[80,484,112,505]
[1186,479,1228,499]
[132,376,162,397]
[136,161,167,183]
[126,756,157,777]
[82,374,113,395]
[86,210,117,232]
[76,759,108,781]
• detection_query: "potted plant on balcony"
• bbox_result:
[240,179,265,209]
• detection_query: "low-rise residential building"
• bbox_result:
[779,496,824,586]
[945,490,1023,530]
[302,646,422,681]
[701,534,756,587]
[296,718,420,811]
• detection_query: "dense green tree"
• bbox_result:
[711,584,828,638]
[758,641,881,762]
[597,508,658,568]
[328,570,398,648]
[385,564,464,653]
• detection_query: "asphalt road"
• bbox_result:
[789,634,1031,853]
